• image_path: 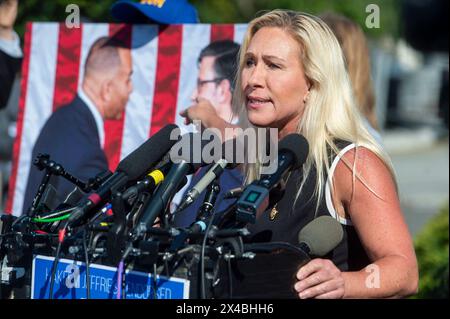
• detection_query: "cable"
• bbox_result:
[200,213,216,299]
[32,214,71,223]
[152,263,158,299]
[32,203,109,224]
[90,232,107,253]
[11,215,30,227]
[82,229,91,299]
[31,232,58,237]
[49,224,67,299]
[117,260,124,299]
[227,257,233,299]
[34,207,76,220]
[31,206,76,224]
[122,263,127,300]
[116,245,132,299]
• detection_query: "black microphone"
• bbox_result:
[258,133,308,189]
[175,136,239,213]
[297,216,344,256]
[122,163,171,207]
[135,132,210,233]
[67,124,179,226]
[175,159,227,213]
[236,133,309,224]
[187,178,221,235]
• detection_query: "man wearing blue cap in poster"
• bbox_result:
[111,0,199,24]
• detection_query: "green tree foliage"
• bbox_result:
[15,0,400,39]
[414,203,449,298]
[15,0,117,37]
[191,0,400,38]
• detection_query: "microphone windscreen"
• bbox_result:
[298,216,344,256]
[278,134,309,170]
[117,124,180,180]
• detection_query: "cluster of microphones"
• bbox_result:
[1,123,344,298]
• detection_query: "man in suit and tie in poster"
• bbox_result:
[22,36,133,215]
[173,40,243,227]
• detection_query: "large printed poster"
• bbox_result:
[6,23,247,216]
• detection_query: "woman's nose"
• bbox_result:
[247,64,265,88]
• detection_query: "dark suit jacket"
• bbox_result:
[0,49,22,110]
[22,95,108,214]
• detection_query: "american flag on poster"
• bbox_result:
[6,22,247,216]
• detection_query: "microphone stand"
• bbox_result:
[199,178,220,299]
[197,178,221,223]
[167,177,221,254]
[29,154,110,218]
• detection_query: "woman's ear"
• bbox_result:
[303,80,312,103]
[303,89,310,103]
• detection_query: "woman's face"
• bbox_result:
[241,27,310,137]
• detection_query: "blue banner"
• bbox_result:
[31,255,189,299]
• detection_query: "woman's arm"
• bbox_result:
[294,147,418,298]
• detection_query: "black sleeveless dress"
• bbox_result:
[216,142,371,298]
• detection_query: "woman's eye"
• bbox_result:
[245,58,255,67]
[268,62,280,69]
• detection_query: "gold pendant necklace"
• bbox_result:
[268,171,292,221]
[269,204,278,221]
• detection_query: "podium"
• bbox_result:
[31,255,190,299]
[29,247,309,299]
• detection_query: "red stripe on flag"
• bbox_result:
[5,23,33,214]
[210,24,235,42]
[150,25,182,136]
[52,23,82,111]
[103,24,132,172]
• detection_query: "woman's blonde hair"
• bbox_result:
[233,10,395,212]
[320,12,378,130]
